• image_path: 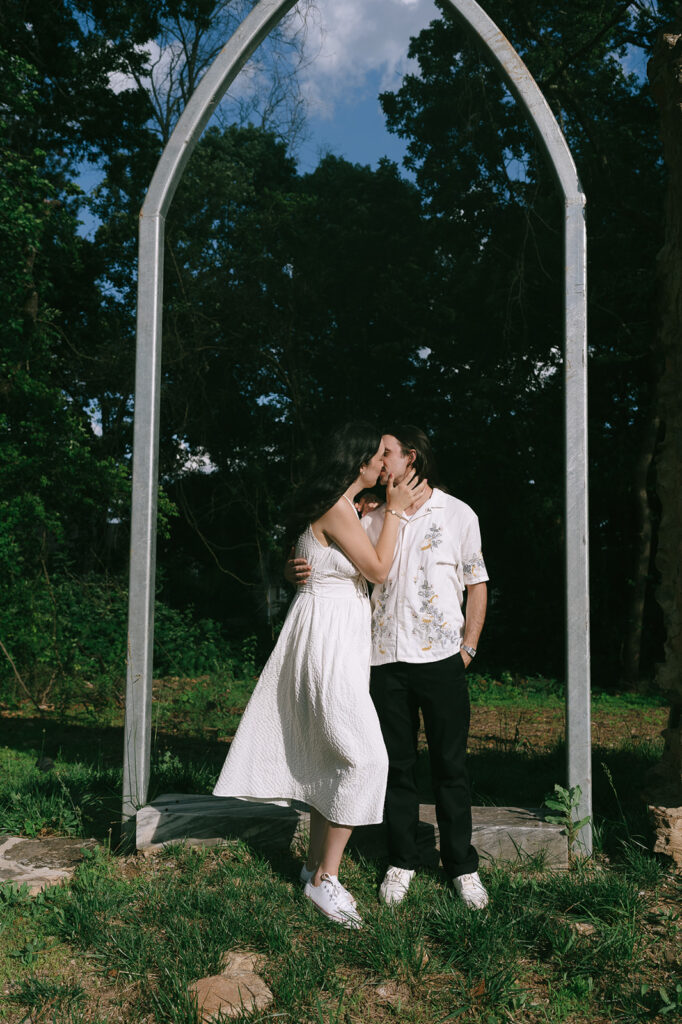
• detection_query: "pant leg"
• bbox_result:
[370,661,421,870]
[414,653,479,878]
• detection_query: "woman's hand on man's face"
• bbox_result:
[385,469,428,513]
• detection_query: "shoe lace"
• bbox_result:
[459,873,485,892]
[320,874,344,906]
[386,867,409,884]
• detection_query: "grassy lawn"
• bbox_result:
[0,679,679,1023]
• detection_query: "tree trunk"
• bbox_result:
[645,19,682,861]
[622,412,659,686]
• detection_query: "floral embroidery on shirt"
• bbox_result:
[463,550,488,583]
[411,568,460,651]
[371,578,395,656]
[420,523,443,551]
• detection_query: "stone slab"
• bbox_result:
[137,794,567,868]
[0,835,99,894]
[348,804,568,869]
[136,794,301,856]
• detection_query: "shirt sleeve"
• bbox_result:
[361,505,384,545]
[461,513,489,584]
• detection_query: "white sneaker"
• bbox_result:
[300,865,357,907]
[379,866,415,905]
[452,871,489,909]
[304,873,362,929]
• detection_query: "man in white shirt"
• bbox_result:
[363,427,488,909]
[287,426,489,908]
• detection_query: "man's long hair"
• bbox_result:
[389,424,444,490]
[285,421,382,546]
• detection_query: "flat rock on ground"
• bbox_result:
[0,835,98,894]
[188,951,273,1022]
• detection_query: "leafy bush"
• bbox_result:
[0,572,241,710]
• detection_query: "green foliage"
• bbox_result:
[0,571,244,709]
[7,976,84,1010]
[1,0,679,700]
[380,0,670,682]
[0,43,133,615]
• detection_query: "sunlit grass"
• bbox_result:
[0,689,675,1022]
[1,838,679,1024]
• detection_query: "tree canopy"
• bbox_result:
[0,0,676,702]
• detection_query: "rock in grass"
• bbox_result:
[189,951,273,1021]
[375,980,410,1006]
[570,920,597,936]
[0,836,98,895]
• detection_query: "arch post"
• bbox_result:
[122,0,299,832]
[123,0,591,854]
[442,0,590,853]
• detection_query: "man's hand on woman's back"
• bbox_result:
[285,546,312,585]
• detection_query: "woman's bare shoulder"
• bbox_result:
[320,496,356,521]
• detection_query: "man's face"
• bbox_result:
[379,434,414,486]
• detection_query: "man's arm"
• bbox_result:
[460,582,487,668]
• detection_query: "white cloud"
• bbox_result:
[107,2,435,124]
[299,0,433,118]
[107,39,182,95]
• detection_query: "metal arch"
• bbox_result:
[123,0,591,853]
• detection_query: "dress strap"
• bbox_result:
[342,494,356,512]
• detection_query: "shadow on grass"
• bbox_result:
[0,714,663,857]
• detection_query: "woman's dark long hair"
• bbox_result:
[285,422,381,546]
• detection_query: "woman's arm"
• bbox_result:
[316,473,425,584]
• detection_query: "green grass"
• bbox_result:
[467,672,666,709]
[0,839,679,1024]
[0,684,675,1022]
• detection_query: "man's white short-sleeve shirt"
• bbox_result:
[362,488,488,666]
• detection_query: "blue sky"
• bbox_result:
[85,0,649,227]
[293,0,434,173]
[297,70,410,173]
[78,0,432,235]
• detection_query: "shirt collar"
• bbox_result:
[403,486,446,522]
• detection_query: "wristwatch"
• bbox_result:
[461,644,477,659]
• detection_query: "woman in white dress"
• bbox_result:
[213,423,425,927]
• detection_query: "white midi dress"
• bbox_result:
[212,524,389,825]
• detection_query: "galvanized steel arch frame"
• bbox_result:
[123,0,591,851]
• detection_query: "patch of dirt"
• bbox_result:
[3,961,146,1024]
[466,706,667,753]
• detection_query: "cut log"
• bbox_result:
[649,804,682,868]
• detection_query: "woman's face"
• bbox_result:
[361,441,384,485]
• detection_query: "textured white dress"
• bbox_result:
[212,522,389,825]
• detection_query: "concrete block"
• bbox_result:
[136,794,301,855]
[136,794,567,869]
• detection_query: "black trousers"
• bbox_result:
[370,652,479,879]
